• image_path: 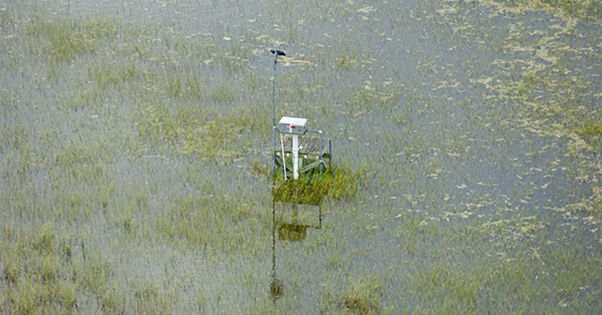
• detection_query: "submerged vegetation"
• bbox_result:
[1,0,601,313]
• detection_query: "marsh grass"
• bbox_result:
[338,275,383,315]
[272,161,367,204]
[506,0,602,19]
[574,117,602,150]
[320,274,383,315]
[1,0,601,313]
[154,195,258,252]
[27,17,116,62]
[1,222,81,314]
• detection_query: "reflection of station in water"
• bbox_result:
[269,127,331,300]
[270,183,328,300]
[270,119,330,299]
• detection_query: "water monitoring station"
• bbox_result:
[269,47,333,300]
[270,48,332,181]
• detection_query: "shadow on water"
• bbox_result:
[269,176,328,301]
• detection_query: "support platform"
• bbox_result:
[274,134,331,177]
[278,134,330,158]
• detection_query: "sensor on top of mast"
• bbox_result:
[270,49,286,56]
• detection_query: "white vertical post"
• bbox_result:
[292,135,299,180]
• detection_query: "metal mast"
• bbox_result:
[271,47,286,172]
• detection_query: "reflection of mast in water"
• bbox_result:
[269,198,323,301]
[270,201,283,300]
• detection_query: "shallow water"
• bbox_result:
[1,0,601,313]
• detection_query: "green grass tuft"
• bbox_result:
[271,161,366,204]
[575,117,602,150]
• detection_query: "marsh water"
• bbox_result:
[1,0,602,313]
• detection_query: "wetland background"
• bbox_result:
[1,0,602,313]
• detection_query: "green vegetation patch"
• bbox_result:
[27,17,116,62]
[1,222,79,314]
[272,176,331,206]
[497,0,602,19]
[272,161,367,204]
[321,274,383,315]
[89,61,143,89]
[136,101,267,161]
[574,117,602,150]
[155,196,257,252]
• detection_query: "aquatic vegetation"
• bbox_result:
[575,117,602,150]
[1,0,601,313]
[321,274,383,314]
[272,161,366,204]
